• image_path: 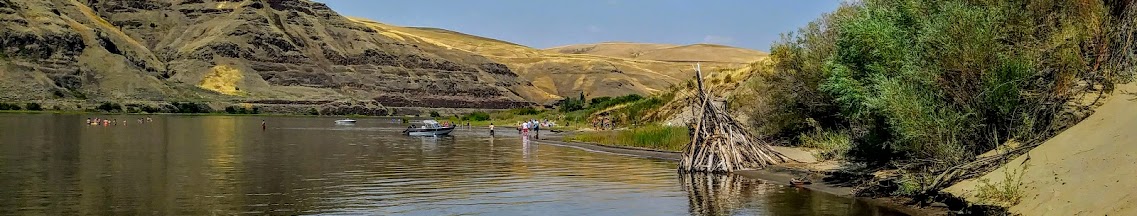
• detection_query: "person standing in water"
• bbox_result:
[489,123,495,137]
[521,121,529,137]
[261,120,266,131]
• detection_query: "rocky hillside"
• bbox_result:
[346,19,769,105]
[0,0,537,109]
[0,0,769,111]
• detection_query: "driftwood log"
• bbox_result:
[679,64,792,172]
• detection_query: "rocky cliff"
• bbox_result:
[0,0,769,111]
[0,0,537,109]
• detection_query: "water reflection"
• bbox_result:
[0,114,901,215]
[682,173,760,216]
[680,173,903,216]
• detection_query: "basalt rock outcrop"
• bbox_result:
[318,100,386,116]
[0,0,538,109]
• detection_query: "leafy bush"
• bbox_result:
[559,97,585,112]
[226,106,261,114]
[461,111,490,121]
[97,102,123,112]
[742,0,1135,170]
[141,105,162,113]
[975,166,1026,206]
[589,96,612,105]
[24,103,42,111]
[429,111,441,117]
[799,128,853,160]
[170,102,211,113]
[588,94,644,110]
[604,94,668,126]
[512,107,541,115]
[0,103,20,110]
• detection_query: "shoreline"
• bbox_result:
[528,134,945,216]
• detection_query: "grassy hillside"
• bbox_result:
[545,42,768,63]
[349,18,767,104]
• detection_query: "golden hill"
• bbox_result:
[348,18,767,104]
[546,42,768,64]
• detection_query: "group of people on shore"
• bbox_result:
[86,117,152,126]
[591,117,613,130]
[517,119,553,138]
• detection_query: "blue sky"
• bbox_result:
[317,0,843,51]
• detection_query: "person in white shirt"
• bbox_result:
[521,122,530,136]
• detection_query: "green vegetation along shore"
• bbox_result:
[564,125,690,152]
[485,0,1137,213]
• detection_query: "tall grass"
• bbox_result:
[798,128,853,160]
[565,125,689,152]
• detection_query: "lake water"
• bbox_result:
[0,114,903,215]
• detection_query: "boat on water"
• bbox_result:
[403,120,455,136]
[335,119,357,125]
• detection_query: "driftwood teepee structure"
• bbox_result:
[679,64,792,172]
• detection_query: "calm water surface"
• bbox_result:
[0,114,903,215]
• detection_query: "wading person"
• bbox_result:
[261,120,266,131]
[521,121,530,137]
[489,123,495,137]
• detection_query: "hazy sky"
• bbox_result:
[317,0,843,51]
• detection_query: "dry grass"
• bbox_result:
[545,42,768,64]
[198,65,244,95]
[349,17,766,103]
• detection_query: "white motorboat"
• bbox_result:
[335,119,357,125]
[403,120,454,136]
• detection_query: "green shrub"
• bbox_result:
[170,102,211,113]
[225,106,261,114]
[587,94,644,111]
[799,128,853,160]
[893,172,926,196]
[429,111,441,117]
[461,111,490,121]
[0,103,18,110]
[141,105,161,113]
[512,107,541,115]
[307,108,319,115]
[589,96,612,106]
[24,103,42,111]
[559,97,585,112]
[975,166,1026,206]
[97,102,122,112]
[738,0,1133,172]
